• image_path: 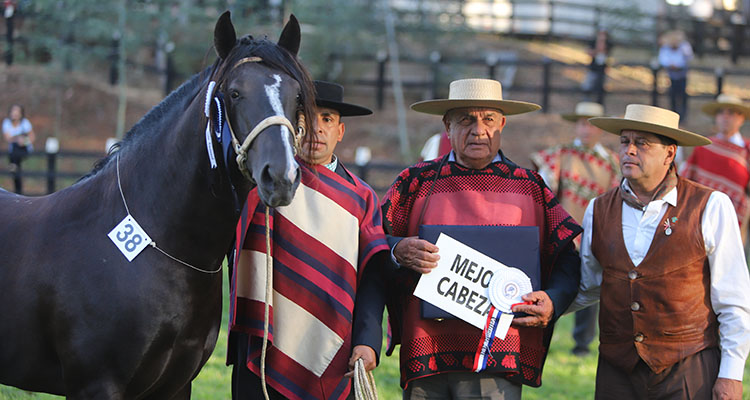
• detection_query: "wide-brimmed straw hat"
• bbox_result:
[410,78,541,116]
[314,81,372,117]
[561,101,605,122]
[589,104,711,147]
[700,93,750,118]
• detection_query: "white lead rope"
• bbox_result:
[354,358,379,400]
[261,206,273,400]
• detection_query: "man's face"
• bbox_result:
[714,108,745,136]
[575,117,603,148]
[619,130,675,188]
[443,107,506,169]
[303,106,344,165]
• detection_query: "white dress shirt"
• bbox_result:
[570,179,750,381]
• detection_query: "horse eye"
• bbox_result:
[230,90,240,99]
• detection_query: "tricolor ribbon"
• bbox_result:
[473,305,501,372]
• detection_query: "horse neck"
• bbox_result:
[114,91,251,268]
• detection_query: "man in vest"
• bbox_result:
[680,93,750,245]
[381,78,582,399]
[530,101,619,357]
[228,81,390,400]
[570,104,750,399]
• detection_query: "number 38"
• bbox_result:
[116,223,143,252]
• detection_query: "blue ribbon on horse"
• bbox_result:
[207,92,242,213]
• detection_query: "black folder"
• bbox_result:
[418,225,541,320]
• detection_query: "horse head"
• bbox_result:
[211,12,315,207]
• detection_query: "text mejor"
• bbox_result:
[437,254,494,317]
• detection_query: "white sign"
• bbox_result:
[413,233,531,337]
[108,214,152,262]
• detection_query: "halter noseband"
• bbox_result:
[215,56,306,182]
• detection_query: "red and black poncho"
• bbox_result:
[381,152,581,388]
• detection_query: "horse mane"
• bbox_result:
[84,33,316,179]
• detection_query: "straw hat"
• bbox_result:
[700,93,750,118]
[589,104,711,147]
[561,101,605,122]
[410,78,541,116]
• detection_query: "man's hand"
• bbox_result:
[393,237,439,274]
[345,345,377,378]
[510,291,554,328]
[713,377,742,400]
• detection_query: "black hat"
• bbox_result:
[314,81,372,117]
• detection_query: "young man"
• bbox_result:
[680,93,750,245]
[531,101,619,357]
[228,81,390,400]
[570,104,750,399]
[381,78,582,399]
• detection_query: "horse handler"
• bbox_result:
[568,104,750,399]
[227,81,390,400]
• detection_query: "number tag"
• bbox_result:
[108,215,152,262]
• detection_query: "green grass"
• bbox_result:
[2,296,750,399]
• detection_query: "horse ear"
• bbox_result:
[214,11,237,60]
[277,14,301,56]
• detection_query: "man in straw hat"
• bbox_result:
[228,81,391,400]
[680,93,750,246]
[568,104,750,399]
[530,101,619,358]
[381,78,582,398]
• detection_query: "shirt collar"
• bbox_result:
[448,150,503,165]
[728,132,744,147]
[621,179,678,208]
[323,155,338,172]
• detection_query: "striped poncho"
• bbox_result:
[680,134,750,242]
[229,160,389,400]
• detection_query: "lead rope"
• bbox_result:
[354,358,379,400]
[261,206,273,400]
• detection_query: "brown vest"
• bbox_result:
[592,177,719,374]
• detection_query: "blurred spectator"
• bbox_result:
[2,104,34,193]
[582,29,611,104]
[530,101,619,357]
[658,30,693,120]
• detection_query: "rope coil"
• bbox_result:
[353,358,379,400]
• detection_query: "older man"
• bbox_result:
[381,78,582,399]
[570,104,750,399]
[228,81,390,400]
[531,101,619,357]
[680,93,750,245]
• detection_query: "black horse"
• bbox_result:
[0,12,315,399]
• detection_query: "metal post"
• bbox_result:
[376,50,388,110]
[542,57,551,112]
[715,67,724,95]
[45,137,59,194]
[486,53,498,81]
[650,60,660,107]
[109,34,120,85]
[732,22,744,64]
[4,0,14,66]
[429,51,441,100]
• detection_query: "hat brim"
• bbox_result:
[588,117,712,147]
[316,99,372,117]
[561,113,602,122]
[410,99,541,116]
[701,102,750,119]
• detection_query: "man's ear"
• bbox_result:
[665,144,677,165]
[337,122,346,142]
